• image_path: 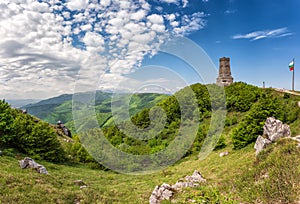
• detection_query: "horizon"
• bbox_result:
[1,0,300,100]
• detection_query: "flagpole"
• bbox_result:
[292,58,295,91]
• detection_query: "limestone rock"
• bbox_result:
[254,136,272,156]
[80,185,88,189]
[263,117,291,142]
[149,183,174,204]
[172,180,198,190]
[185,170,206,183]
[219,152,229,157]
[74,180,86,186]
[150,171,206,204]
[19,157,49,174]
[291,135,300,143]
[290,135,300,148]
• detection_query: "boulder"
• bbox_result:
[219,152,229,157]
[263,117,291,142]
[149,183,174,204]
[254,136,272,156]
[19,157,49,174]
[150,171,206,203]
[185,170,206,183]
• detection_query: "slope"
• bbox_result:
[22,92,168,132]
[1,82,300,203]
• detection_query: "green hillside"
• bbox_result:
[0,100,65,162]
[23,92,168,132]
[1,82,300,203]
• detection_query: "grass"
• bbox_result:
[1,137,299,203]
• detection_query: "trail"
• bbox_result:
[274,88,300,96]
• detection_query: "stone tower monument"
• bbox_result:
[216,57,234,86]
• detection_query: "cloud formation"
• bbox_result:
[0,0,207,99]
[233,27,293,41]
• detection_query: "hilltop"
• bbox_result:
[0,82,300,203]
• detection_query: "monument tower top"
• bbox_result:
[216,57,234,86]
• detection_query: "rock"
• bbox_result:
[150,171,206,203]
[0,150,2,156]
[291,135,300,143]
[298,101,300,108]
[219,152,229,157]
[185,170,206,183]
[254,136,272,156]
[80,185,88,189]
[263,117,291,142]
[290,135,300,148]
[149,183,174,204]
[172,180,198,190]
[74,180,86,186]
[19,157,49,174]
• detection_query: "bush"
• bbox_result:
[232,96,284,149]
[214,135,226,151]
[0,100,65,162]
[225,82,262,112]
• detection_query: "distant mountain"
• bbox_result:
[6,99,41,108]
[22,91,168,132]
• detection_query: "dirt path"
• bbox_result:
[274,88,300,96]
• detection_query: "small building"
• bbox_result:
[216,57,234,86]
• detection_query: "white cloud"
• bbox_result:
[131,10,147,21]
[0,0,207,99]
[147,14,164,24]
[66,0,89,11]
[224,9,237,15]
[233,27,293,41]
[182,0,189,8]
[83,32,105,53]
[160,0,178,3]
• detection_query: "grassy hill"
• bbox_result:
[1,82,300,203]
[22,92,168,132]
[0,138,299,203]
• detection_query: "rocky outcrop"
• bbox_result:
[57,120,72,137]
[19,157,49,174]
[263,117,291,142]
[149,171,206,204]
[149,183,174,204]
[254,136,272,156]
[254,117,298,155]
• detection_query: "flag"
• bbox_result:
[289,60,294,71]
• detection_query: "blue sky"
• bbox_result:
[143,0,300,90]
[195,0,300,89]
[0,0,299,99]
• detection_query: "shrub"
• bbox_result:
[225,82,262,112]
[232,96,284,149]
[0,100,65,162]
